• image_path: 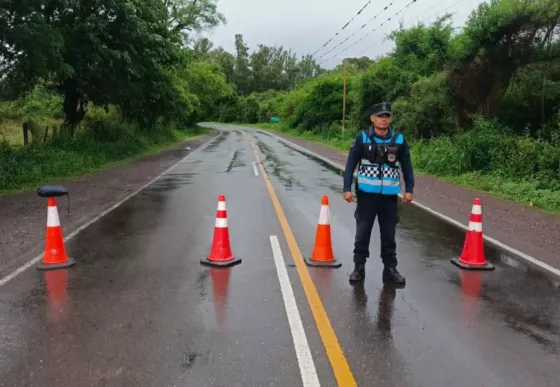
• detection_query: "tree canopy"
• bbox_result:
[0,0,559,211]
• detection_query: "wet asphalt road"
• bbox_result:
[1,124,559,387]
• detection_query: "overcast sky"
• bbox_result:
[207,0,487,68]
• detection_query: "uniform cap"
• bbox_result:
[370,101,392,116]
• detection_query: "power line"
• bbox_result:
[319,0,420,64]
[413,0,449,21]
[418,0,469,24]
[317,1,396,60]
[357,0,470,56]
[310,1,374,57]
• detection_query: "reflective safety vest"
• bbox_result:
[356,130,404,195]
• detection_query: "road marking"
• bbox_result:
[269,235,321,387]
[249,127,560,279]
[252,161,259,176]
[0,132,222,288]
[404,199,560,277]
[247,136,357,387]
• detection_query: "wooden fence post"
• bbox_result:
[22,123,29,145]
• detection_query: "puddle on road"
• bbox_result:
[203,132,229,152]
[253,132,344,193]
[256,140,303,190]
[277,139,344,174]
[178,159,203,166]
[226,149,246,172]
[196,269,210,299]
[145,173,196,193]
[451,267,560,356]
[251,129,274,138]
[251,132,356,195]
[317,178,342,195]
[398,201,560,354]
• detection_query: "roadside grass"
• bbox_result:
[0,119,29,145]
[437,172,560,215]
[0,125,214,196]
[235,122,560,215]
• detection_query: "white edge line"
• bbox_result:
[252,128,560,278]
[269,235,321,387]
[252,161,259,176]
[0,131,222,288]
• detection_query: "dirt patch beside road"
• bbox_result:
[0,132,216,278]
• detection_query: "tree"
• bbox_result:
[0,0,226,134]
[209,47,236,85]
[181,60,233,120]
[233,34,252,95]
[448,0,560,118]
[339,57,375,71]
[191,37,215,58]
[165,0,226,45]
[389,15,456,77]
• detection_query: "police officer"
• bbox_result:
[342,101,414,284]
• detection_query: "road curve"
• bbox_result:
[0,124,558,387]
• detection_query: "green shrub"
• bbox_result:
[407,117,560,212]
[411,136,471,175]
[392,73,458,139]
[0,108,201,193]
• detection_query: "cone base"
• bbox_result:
[37,257,76,271]
[200,256,242,268]
[304,257,342,268]
[451,257,494,271]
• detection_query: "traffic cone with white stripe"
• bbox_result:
[451,198,494,270]
[201,194,242,267]
[37,197,75,271]
[305,195,341,268]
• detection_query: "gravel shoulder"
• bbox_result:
[0,132,216,278]
[266,129,560,272]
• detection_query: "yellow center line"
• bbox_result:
[245,133,357,387]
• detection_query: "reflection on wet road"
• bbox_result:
[0,124,559,387]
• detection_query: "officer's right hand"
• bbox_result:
[343,191,353,203]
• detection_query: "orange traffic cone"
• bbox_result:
[37,197,75,271]
[451,198,494,271]
[305,195,341,268]
[201,195,242,267]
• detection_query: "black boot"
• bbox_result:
[382,266,405,285]
[349,263,366,282]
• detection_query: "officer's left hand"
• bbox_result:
[402,193,413,204]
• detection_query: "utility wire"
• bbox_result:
[413,0,448,21]
[310,0,374,57]
[316,2,396,60]
[357,0,471,56]
[320,0,420,64]
[419,0,468,24]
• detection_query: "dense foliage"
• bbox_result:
[1,0,559,212]
[216,0,560,212]
[0,0,322,191]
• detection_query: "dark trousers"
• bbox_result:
[353,191,398,267]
